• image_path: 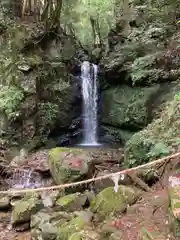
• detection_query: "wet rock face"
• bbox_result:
[102,84,161,131]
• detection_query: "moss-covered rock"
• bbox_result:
[168,185,180,237]
[103,125,135,145]
[0,196,10,210]
[124,92,180,167]
[90,185,141,220]
[55,192,88,212]
[48,147,92,185]
[57,211,93,240]
[41,190,64,208]
[102,85,160,130]
[31,210,73,240]
[12,196,42,226]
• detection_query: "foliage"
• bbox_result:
[36,102,59,143]
[119,43,145,61]
[0,86,24,120]
[61,0,115,48]
[124,93,180,167]
[130,54,162,85]
[38,102,59,127]
[0,24,27,85]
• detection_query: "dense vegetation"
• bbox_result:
[0,1,180,240]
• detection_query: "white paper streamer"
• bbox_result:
[111,174,119,193]
[110,174,125,192]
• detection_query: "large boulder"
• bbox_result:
[90,185,141,220]
[102,84,160,130]
[48,148,93,185]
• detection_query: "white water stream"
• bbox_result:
[80,61,100,146]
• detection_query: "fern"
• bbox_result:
[0,86,24,120]
[38,103,59,126]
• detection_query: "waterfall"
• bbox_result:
[80,61,99,145]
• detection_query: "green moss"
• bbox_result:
[55,193,87,211]
[90,186,140,220]
[12,197,42,226]
[56,193,80,206]
[57,214,91,240]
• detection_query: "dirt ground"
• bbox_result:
[112,187,177,239]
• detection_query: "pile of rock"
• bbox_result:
[0,147,141,240]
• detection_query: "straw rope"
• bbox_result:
[0,152,180,195]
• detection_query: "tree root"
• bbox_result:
[127,172,153,192]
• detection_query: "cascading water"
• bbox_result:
[80,61,100,146]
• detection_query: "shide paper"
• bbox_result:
[110,173,125,193]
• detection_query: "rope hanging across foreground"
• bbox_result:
[0,152,180,195]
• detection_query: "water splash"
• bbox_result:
[9,169,41,189]
[80,61,100,146]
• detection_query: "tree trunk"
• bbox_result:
[90,16,96,47]
[54,0,63,24]
[13,0,23,17]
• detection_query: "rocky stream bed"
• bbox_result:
[0,147,179,240]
